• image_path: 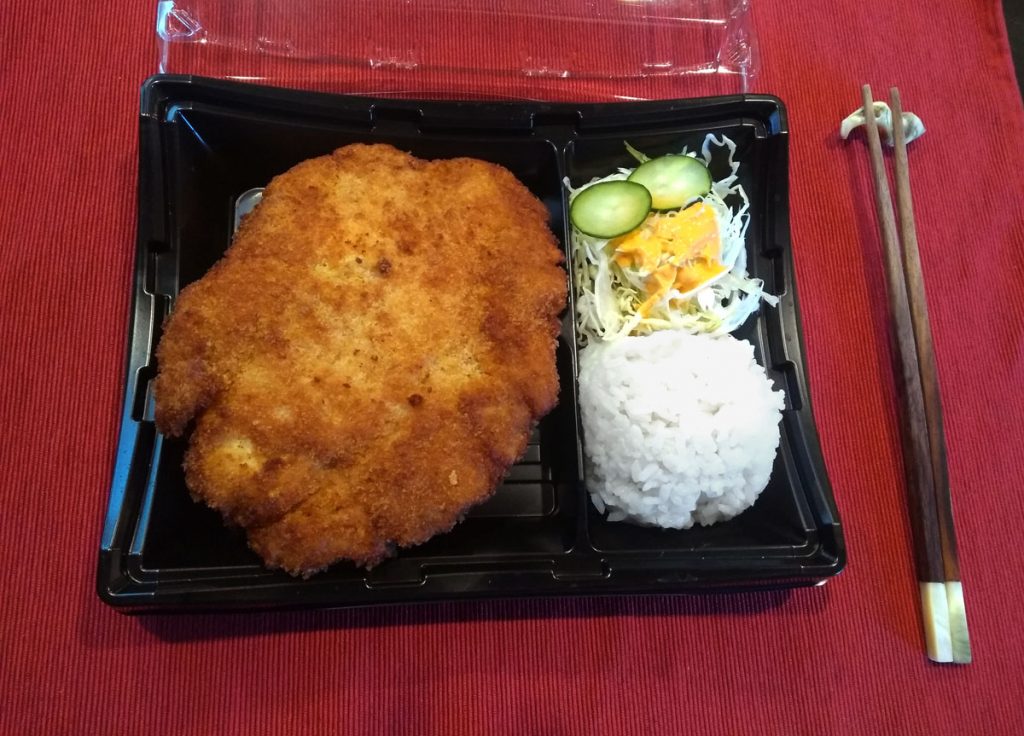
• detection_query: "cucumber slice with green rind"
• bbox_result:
[627,155,712,210]
[570,181,652,239]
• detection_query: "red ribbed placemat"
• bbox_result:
[2,1,1023,734]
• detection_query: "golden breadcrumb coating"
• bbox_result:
[153,144,566,576]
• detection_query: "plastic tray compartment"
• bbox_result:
[99,75,844,611]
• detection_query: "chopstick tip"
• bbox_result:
[946,581,972,664]
[921,582,953,662]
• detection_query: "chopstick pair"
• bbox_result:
[858,85,971,664]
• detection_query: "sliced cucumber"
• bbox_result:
[627,155,712,210]
[570,181,651,239]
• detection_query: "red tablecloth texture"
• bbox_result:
[2,1,1024,734]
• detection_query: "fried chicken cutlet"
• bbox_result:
[153,143,566,576]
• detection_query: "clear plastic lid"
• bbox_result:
[156,0,759,100]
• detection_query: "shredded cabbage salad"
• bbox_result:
[568,134,776,345]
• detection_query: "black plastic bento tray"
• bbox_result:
[98,75,844,612]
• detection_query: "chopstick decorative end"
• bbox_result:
[920,582,953,663]
[945,581,972,663]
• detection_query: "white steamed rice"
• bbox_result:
[577,330,785,528]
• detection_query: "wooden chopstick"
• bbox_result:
[859,84,967,663]
[888,87,971,663]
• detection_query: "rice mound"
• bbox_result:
[578,330,785,528]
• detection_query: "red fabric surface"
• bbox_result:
[2,1,1024,734]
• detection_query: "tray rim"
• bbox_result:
[98,74,844,613]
